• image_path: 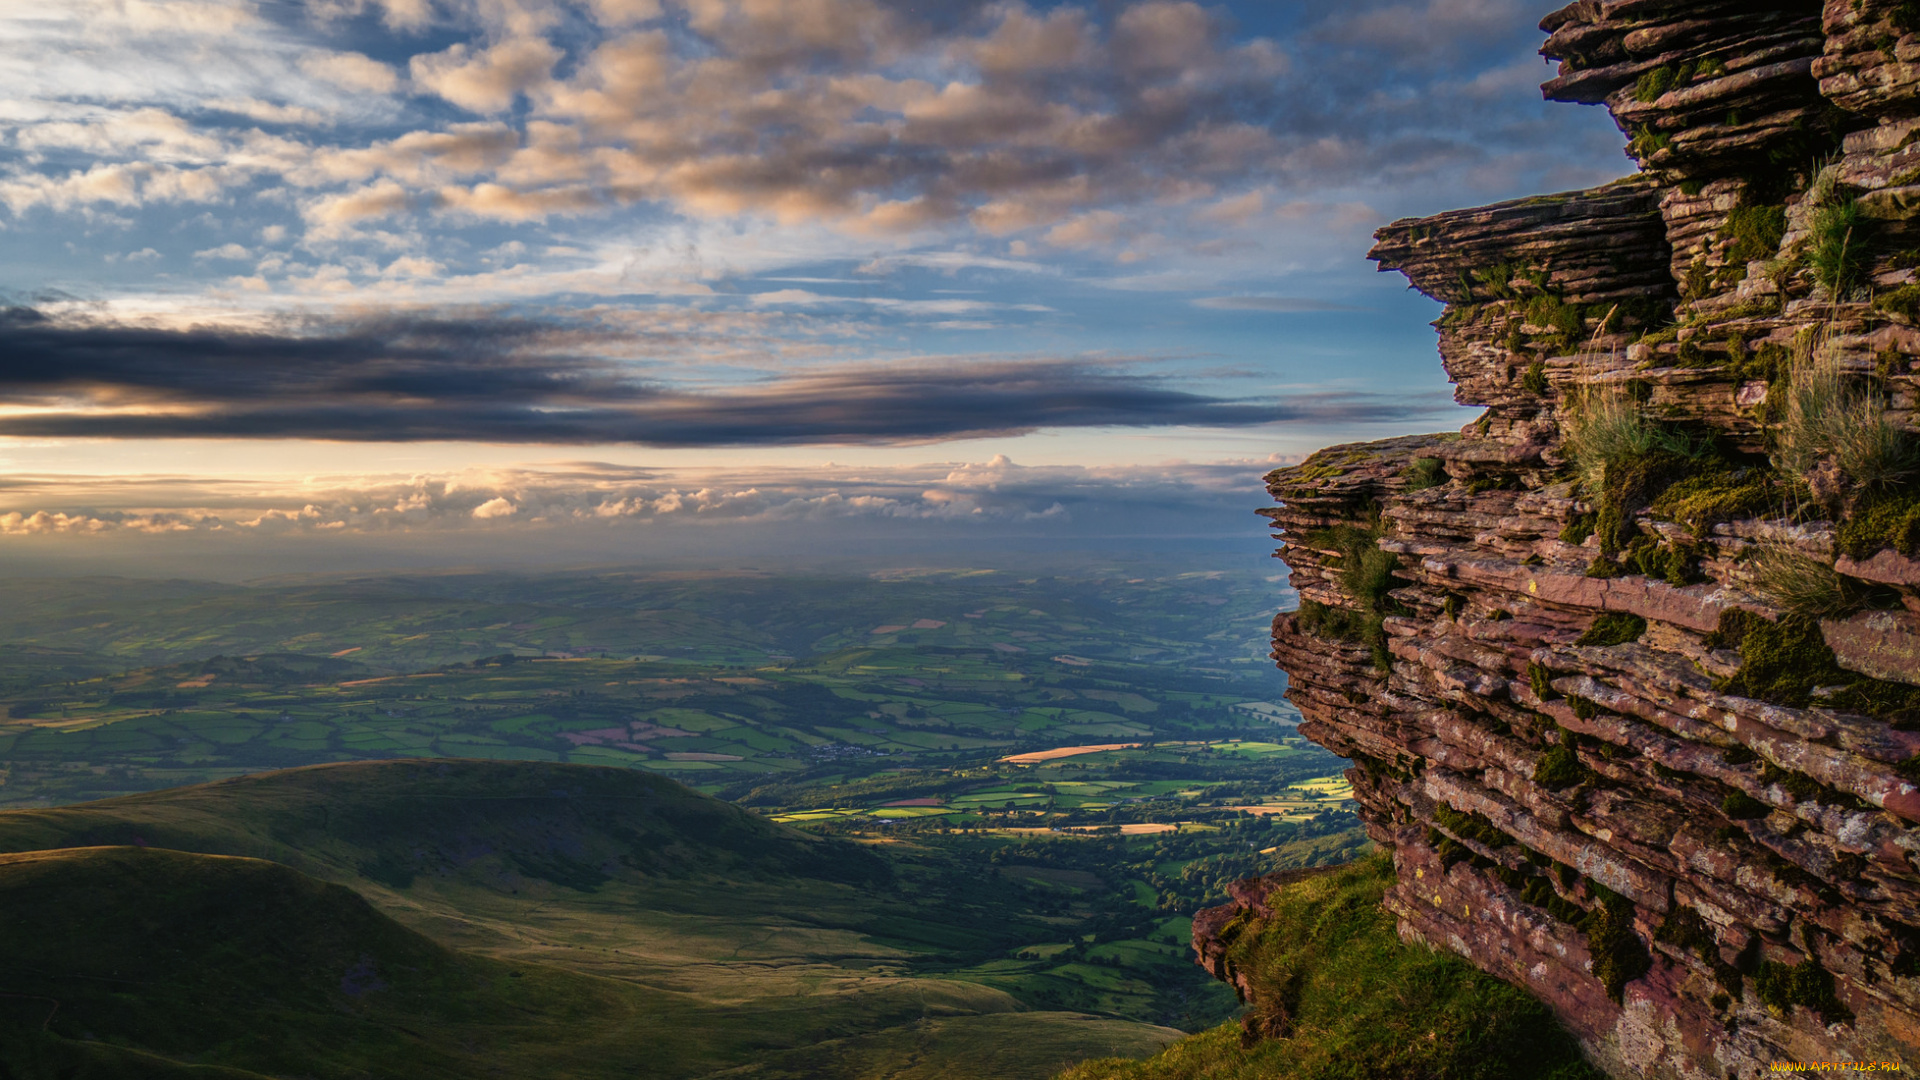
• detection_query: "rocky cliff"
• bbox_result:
[1227,2,1920,1077]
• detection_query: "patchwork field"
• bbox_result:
[0,568,1305,809]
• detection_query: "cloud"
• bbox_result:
[302,179,413,230]
[1192,296,1367,312]
[0,0,1622,271]
[298,51,402,95]
[411,38,563,114]
[0,305,1450,446]
[207,98,331,126]
[0,453,1299,545]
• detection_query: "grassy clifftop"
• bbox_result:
[1059,855,1601,1080]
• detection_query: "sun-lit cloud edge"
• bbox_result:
[0,453,1316,539]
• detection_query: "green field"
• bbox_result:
[0,567,1295,691]
[0,568,1307,810]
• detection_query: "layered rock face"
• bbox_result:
[1247,2,1920,1077]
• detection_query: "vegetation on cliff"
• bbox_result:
[1057,855,1601,1080]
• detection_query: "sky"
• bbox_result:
[0,0,1628,578]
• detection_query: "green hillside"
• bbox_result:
[0,757,888,891]
[0,761,1183,1079]
[0,845,1170,1080]
[1059,856,1602,1080]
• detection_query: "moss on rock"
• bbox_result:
[1580,885,1651,1004]
[1575,613,1647,647]
[1836,490,1920,560]
[1755,960,1854,1026]
[1534,743,1588,791]
[1648,470,1775,535]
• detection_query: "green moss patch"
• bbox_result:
[1622,535,1703,587]
[1873,283,1920,324]
[1755,960,1854,1026]
[1597,451,1700,556]
[1647,470,1775,535]
[1836,490,1920,560]
[1709,609,1845,706]
[1585,555,1625,579]
[1524,296,1586,353]
[1521,361,1549,395]
[1298,519,1406,674]
[1575,613,1647,647]
[1433,805,1513,850]
[1529,662,1558,701]
[1559,511,1596,545]
[1710,609,1920,715]
[1720,791,1769,820]
[1534,743,1588,791]
[1720,204,1788,267]
[1580,885,1651,1004]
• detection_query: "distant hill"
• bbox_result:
[0,757,889,893]
[0,761,1179,1079]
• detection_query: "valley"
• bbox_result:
[0,564,1365,1078]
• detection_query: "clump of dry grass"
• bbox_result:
[1774,337,1919,496]
[1560,386,1709,494]
[1745,540,1860,619]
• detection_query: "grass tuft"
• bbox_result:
[1807,197,1865,296]
[1746,542,1865,620]
[1774,341,1919,495]
[1561,388,1717,554]
[1402,456,1448,493]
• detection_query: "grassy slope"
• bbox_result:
[0,845,1044,1080]
[0,761,1179,1079]
[0,759,993,991]
[1060,855,1604,1080]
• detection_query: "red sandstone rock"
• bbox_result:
[1822,609,1920,688]
[1220,7,1920,1074]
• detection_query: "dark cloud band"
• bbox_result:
[0,306,1446,446]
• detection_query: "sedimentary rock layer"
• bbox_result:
[1238,4,1920,1078]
